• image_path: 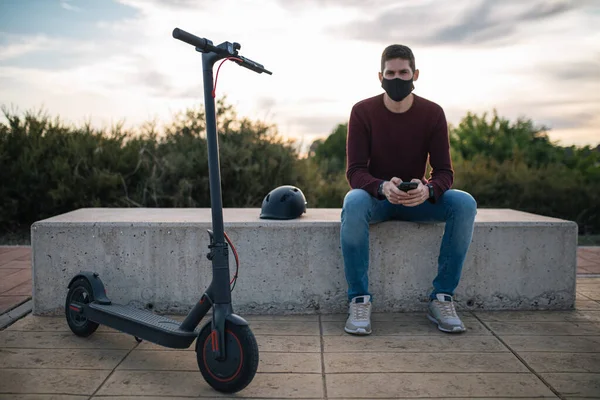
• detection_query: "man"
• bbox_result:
[341,44,477,335]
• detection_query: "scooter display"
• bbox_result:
[64,27,272,394]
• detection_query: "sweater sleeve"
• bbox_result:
[345,104,383,197]
[426,108,454,202]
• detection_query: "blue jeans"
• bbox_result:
[340,188,477,302]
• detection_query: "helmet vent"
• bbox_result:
[265,194,270,202]
[280,193,290,202]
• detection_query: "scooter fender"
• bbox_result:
[67,271,112,305]
[226,313,249,326]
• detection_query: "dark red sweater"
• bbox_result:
[345,93,453,202]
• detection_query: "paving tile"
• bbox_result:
[117,349,197,370]
[244,314,319,321]
[322,318,490,336]
[578,288,600,300]
[136,334,322,353]
[2,280,32,296]
[0,396,87,400]
[323,334,507,353]
[91,398,320,400]
[578,277,600,286]
[0,295,29,314]
[0,248,30,264]
[0,368,109,395]
[583,264,600,274]
[574,311,600,322]
[256,335,321,353]
[96,370,323,398]
[578,257,597,267]
[230,373,324,399]
[519,352,600,373]
[256,352,322,373]
[577,291,593,300]
[541,373,600,398]
[324,352,528,373]
[317,398,556,400]
[0,268,31,293]
[0,331,137,350]
[0,260,30,269]
[475,310,600,322]
[576,299,600,310]
[0,268,22,278]
[95,370,208,397]
[580,247,600,259]
[244,320,320,336]
[118,349,321,373]
[502,335,600,352]
[326,372,556,398]
[486,321,600,335]
[0,348,127,369]
[7,315,122,333]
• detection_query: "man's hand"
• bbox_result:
[401,178,429,207]
[382,177,410,205]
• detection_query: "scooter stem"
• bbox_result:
[201,50,232,307]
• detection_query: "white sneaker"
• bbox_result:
[427,293,466,333]
[344,295,372,335]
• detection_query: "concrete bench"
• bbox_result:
[31,208,578,315]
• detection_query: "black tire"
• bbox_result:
[65,278,99,337]
[196,321,259,393]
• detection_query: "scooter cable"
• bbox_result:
[212,57,244,98]
[224,231,240,291]
[212,56,244,291]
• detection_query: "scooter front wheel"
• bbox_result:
[196,321,259,393]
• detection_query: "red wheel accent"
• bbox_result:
[202,329,243,383]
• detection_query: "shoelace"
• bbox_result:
[437,300,458,318]
[352,303,370,321]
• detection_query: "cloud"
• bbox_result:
[116,0,206,11]
[328,0,581,47]
[0,35,53,61]
[545,59,600,81]
[60,0,82,12]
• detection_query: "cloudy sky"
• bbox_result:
[1,0,598,149]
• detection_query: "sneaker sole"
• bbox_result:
[427,313,466,333]
[344,326,372,335]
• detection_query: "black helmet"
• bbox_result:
[260,185,307,220]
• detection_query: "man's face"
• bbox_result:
[379,58,419,82]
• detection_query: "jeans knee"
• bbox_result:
[342,189,372,221]
[445,190,477,218]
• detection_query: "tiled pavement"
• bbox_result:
[0,246,31,315]
[0,246,599,398]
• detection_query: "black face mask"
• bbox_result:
[381,77,413,102]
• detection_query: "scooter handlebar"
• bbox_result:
[234,55,272,75]
[172,28,215,52]
[172,27,272,75]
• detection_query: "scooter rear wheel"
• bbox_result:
[196,321,259,393]
[65,278,99,337]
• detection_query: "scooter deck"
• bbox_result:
[87,302,200,349]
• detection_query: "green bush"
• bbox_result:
[1,102,599,238]
[0,100,313,234]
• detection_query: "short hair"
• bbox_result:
[381,44,416,73]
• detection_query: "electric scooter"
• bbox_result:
[64,27,272,394]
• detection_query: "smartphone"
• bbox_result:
[397,182,418,192]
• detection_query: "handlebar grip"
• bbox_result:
[236,56,273,75]
[172,28,208,50]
